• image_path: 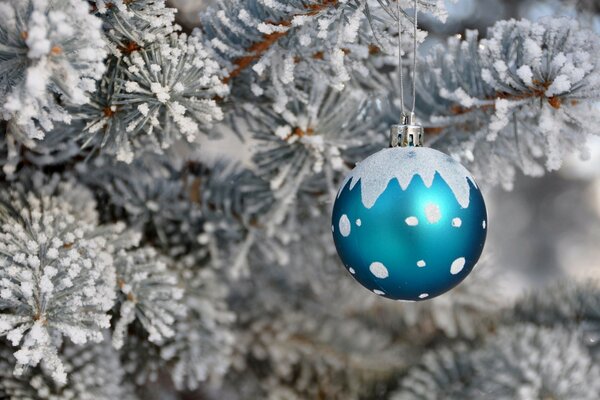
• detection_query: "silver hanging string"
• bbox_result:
[396,0,405,120]
[390,0,423,148]
[411,0,418,113]
[396,0,419,120]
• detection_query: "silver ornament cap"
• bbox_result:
[390,112,424,148]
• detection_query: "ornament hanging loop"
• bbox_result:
[390,0,422,148]
[390,112,424,147]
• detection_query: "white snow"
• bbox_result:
[419,293,429,299]
[523,37,543,66]
[483,220,487,229]
[356,219,362,226]
[517,65,534,86]
[452,217,462,227]
[339,214,351,237]
[369,262,389,279]
[137,103,150,117]
[546,74,571,96]
[349,267,355,275]
[417,260,426,268]
[373,289,385,296]
[450,257,466,275]
[339,147,476,209]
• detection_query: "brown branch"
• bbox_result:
[427,79,572,136]
[223,1,339,83]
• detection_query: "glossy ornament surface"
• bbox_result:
[331,146,487,301]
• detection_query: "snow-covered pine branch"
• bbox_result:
[215,78,380,245]
[0,0,228,170]
[0,0,105,144]
[119,259,236,391]
[511,280,600,359]
[112,246,185,349]
[161,266,236,390]
[393,324,600,399]
[0,339,134,399]
[83,1,227,163]
[197,0,445,107]
[0,173,125,383]
[402,17,600,189]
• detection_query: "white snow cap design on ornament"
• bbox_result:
[339,147,476,209]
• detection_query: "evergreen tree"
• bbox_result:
[0,0,599,398]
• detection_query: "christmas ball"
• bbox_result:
[331,147,487,301]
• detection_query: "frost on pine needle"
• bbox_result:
[468,325,600,399]
[77,156,253,264]
[411,18,600,188]
[0,119,83,176]
[233,80,377,234]
[249,81,371,175]
[161,267,236,390]
[73,1,180,162]
[114,33,227,158]
[197,0,437,100]
[0,340,133,400]
[394,325,600,400]
[78,154,279,278]
[121,264,236,391]
[512,281,600,357]
[185,160,275,227]
[228,299,406,399]
[223,236,412,400]
[75,5,224,163]
[78,156,239,388]
[76,155,192,244]
[112,247,185,350]
[94,0,178,50]
[0,0,106,140]
[384,258,507,339]
[391,344,473,400]
[120,333,163,386]
[0,175,123,384]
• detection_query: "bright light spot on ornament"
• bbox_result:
[450,257,466,275]
[339,214,351,237]
[405,216,419,226]
[417,260,426,267]
[373,289,385,296]
[452,217,462,227]
[349,267,355,274]
[419,293,429,299]
[482,220,487,229]
[356,218,361,226]
[425,203,441,223]
[369,262,389,279]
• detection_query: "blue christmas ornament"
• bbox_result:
[331,117,487,301]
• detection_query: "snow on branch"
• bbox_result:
[404,18,600,188]
[393,324,600,399]
[197,0,445,104]
[0,174,118,383]
[112,246,186,349]
[114,33,228,161]
[0,339,133,399]
[0,0,106,140]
